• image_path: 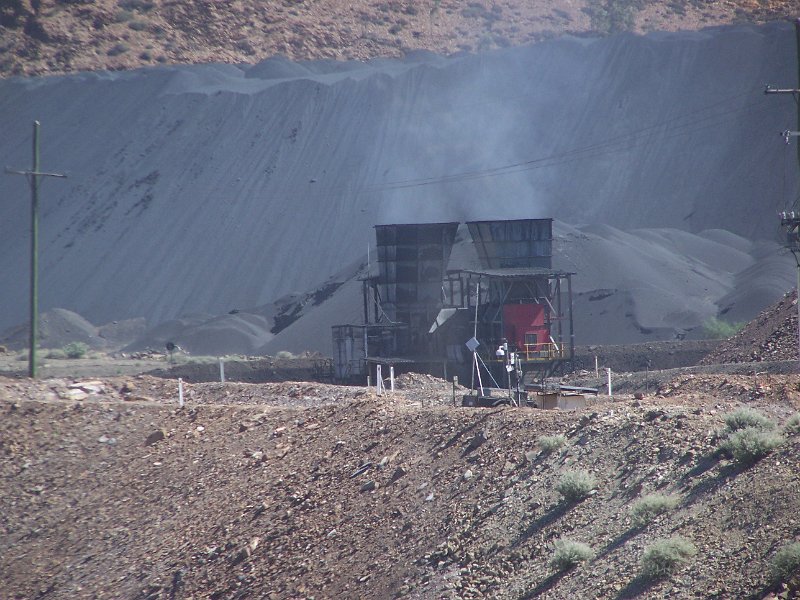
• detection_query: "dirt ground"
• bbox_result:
[1,365,799,599]
[2,325,800,599]
[1,0,791,78]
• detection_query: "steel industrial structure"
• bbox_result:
[332,219,575,389]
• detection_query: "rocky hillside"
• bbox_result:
[0,0,796,78]
[1,372,799,598]
[703,290,799,364]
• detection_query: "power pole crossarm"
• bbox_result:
[764,85,800,95]
[5,167,67,179]
[5,121,67,378]
[781,130,800,144]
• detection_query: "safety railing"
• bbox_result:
[521,343,565,361]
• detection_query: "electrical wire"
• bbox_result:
[367,89,779,191]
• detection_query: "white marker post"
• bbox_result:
[607,368,612,398]
[178,377,185,408]
[390,366,395,392]
[376,364,383,396]
[219,357,225,383]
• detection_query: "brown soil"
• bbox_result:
[0,0,794,78]
[1,370,799,599]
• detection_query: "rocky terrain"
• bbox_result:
[0,0,796,78]
[3,282,800,599]
[3,1,800,597]
[704,290,800,365]
[4,245,799,600]
[1,368,799,599]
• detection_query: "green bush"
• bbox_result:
[784,413,800,435]
[721,427,783,465]
[702,316,745,339]
[539,434,567,453]
[641,537,696,579]
[551,538,594,571]
[724,408,775,433]
[771,542,800,582]
[63,341,89,359]
[45,348,67,360]
[630,494,680,527]
[275,350,296,359]
[556,470,598,503]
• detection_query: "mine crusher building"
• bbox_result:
[332,218,576,399]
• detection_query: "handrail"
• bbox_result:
[486,342,565,362]
[522,342,564,361]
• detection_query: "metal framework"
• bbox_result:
[332,219,577,385]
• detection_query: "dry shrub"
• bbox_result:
[539,434,566,453]
[641,537,696,579]
[556,470,597,503]
[722,427,783,465]
[551,538,594,571]
[724,407,775,433]
[771,542,800,582]
[630,494,680,527]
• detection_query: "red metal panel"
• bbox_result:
[502,304,548,349]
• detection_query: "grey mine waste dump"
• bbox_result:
[0,22,798,356]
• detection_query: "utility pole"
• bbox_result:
[765,19,800,365]
[5,121,66,378]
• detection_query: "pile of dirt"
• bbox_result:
[703,291,799,365]
[1,373,798,599]
[0,308,146,353]
[573,340,721,374]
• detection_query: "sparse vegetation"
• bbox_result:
[784,413,800,434]
[539,434,567,453]
[770,541,800,582]
[276,350,297,359]
[702,316,745,339]
[107,43,130,57]
[586,0,644,35]
[551,538,594,571]
[720,407,782,465]
[630,493,680,527]
[641,537,697,579]
[63,341,89,359]
[45,348,68,359]
[721,426,783,465]
[556,470,597,503]
[114,9,134,23]
[119,0,155,12]
[724,407,775,432]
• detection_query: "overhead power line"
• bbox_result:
[368,88,777,192]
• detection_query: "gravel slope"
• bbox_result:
[1,373,799,598]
